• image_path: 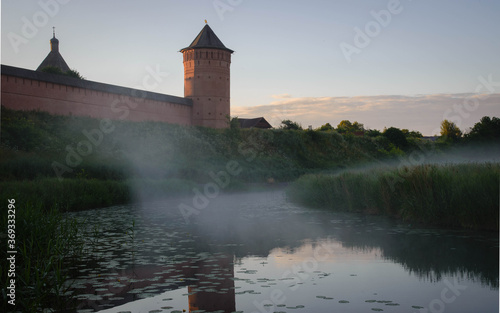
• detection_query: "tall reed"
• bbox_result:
[0,202,85,312]
[288,163,499,230]
[0,178,201,212]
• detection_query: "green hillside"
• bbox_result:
[2,107,496,213]
[0,107,418,210]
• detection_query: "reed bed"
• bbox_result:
[288,163,499,230]
[0,177,201,212]
[0,203,85,312]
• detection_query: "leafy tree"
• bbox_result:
[409,130,423,138]
[365,129,382,137]
[336,120,364,134]
[383,127,408,148]
[40,66,84,79]
[352,121,364,132]
[65,69,84,79]
[440,119,462,141]
[336,120,352,133]
[227,116,240,129]
[40,66,64,75]
[465,116,500,141]
[318,123,334,131]
[402,129,423,138]
[280,119,302,130]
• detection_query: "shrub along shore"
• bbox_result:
[287,163,500,231]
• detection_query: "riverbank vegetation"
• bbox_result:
[1,107,499,212]
[1,107,498,213]
[0,202,86,312]
[1,107,498,310]
[0,107,433,210]
[287,163,499,231]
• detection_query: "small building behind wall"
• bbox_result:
[238,117,272,129]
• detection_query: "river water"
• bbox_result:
[66,189,498,313]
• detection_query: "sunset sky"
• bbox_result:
[2,0,500,135]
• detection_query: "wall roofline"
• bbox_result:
[1,64,192,107]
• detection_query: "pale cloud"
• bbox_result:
[232,93,500,135]
[270,93,293,99]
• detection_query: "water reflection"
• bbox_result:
[71,254,236,312]
[187,254,235,312]
[68,190,498,312]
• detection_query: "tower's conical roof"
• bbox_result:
[181,24,233,53]
[36,31,70,72]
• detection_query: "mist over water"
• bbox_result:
[321,142,500,178]
[55,118,500,312]
[67,189,498,313]
[404,142,500,164]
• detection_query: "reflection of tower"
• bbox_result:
[181,23,234,128]
[188,254,235,313]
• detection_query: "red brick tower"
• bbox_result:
[181,24,233,128]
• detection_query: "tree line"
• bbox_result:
[278,116,500,144]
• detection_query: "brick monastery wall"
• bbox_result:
[1,65,193,125]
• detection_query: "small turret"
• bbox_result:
[50,27,59,52]
[36,27,70,72]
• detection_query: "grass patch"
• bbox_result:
[0,202,85,312]
[0,178,205,212]
[0,178,131,212]
[288,163,500,231]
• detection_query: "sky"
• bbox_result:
[1,0,500,135]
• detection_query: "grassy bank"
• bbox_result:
[1,107,497,312]
[0,202,86,312]
[288,163,500,231]
[1,107,436,179]
[0,177,203,212]
[1,107,425,211]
